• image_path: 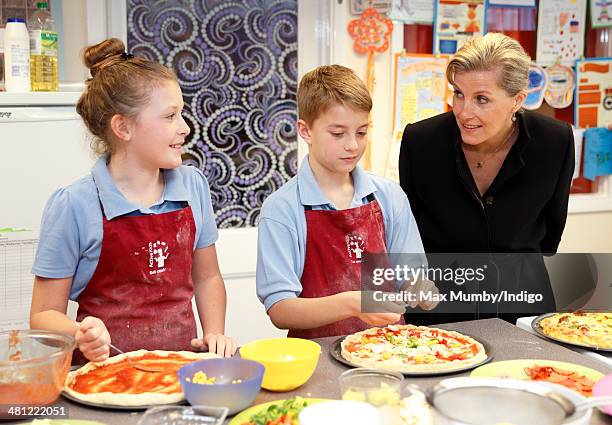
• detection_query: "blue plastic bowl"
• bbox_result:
[178,358,265,415]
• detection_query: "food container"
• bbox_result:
[239,338,320,391]
[428,377,592,425]
[0,330,74,409]
[339,368,404,406]
[299,400,381,425]
[137,405,228,425]
[178,358,264,415]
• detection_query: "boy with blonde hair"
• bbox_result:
[256,65,432,338]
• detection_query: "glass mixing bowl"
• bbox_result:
[0,329,75,407]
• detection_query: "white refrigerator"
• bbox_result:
[0,91,93,330]
[0,91,94,229]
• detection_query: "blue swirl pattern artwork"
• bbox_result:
[127,0,298,227]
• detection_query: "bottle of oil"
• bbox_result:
[28,2,58,91]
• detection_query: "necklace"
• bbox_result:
[465,124,518,169]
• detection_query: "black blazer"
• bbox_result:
[399,111,574,324]
[399,110,574,254]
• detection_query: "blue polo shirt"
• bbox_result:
[256,156,425,311]
[32,155,219,300]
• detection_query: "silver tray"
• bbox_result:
[531,311,612,353]
[329,334,493,376]
[61,390,187,411]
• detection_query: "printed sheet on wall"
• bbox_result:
[536,0,587,66]
[386,54,449,180]
[433,0,485,55]
[0,229,38,331]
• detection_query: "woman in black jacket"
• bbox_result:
[399,33,574,325]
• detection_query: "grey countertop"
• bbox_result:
[11,319,612,424]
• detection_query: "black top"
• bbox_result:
[399,110,574,254]
[399,111,574,325]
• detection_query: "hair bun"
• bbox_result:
[83,38,126,77]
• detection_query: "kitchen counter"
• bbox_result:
[16,319,612,424]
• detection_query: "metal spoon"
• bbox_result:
[107,341,163,373]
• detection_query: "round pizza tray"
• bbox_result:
[329,334,494,376]
[531,311,612,353]
[61,390,187,411]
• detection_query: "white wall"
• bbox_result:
[559,212,612,252]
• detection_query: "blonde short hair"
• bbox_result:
[446,33,530,97]
[297,65,372,125]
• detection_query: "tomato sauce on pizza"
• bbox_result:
[64,350,219,406]
[68,352,192,394]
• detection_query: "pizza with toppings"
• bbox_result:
[341,325,488,373]
[538,312,612,349]
[64,350,218,406]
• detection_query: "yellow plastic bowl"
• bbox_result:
[239,338,321,392]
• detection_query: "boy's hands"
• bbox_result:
[357,312,403,326]
[191,334,237,357]
[403,279,440,310]
[76,316,110,363]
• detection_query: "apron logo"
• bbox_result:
[149,240,169,275]
[346,233,365,263]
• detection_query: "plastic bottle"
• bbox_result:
[3,18,31,93]
[28,2,58,91]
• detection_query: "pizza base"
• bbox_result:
[341,326,488,373]
[64,349,219,406]
[539,312,612,349]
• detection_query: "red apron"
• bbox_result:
[73,196,197,365]
[288,194,402,339]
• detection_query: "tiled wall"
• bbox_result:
[127,0,298,228]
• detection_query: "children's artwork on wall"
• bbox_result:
[583,127,612,181]
[386,53,448,180]
[590,0,612,28]
[575,58,612,128]
[388,0,434,24]
[536,0,587,66]
[433,0,486,55]
[350,0,392,15]
[544,63,575,109]
[487,0,535,6]
[524,62,547,110]
[348,7,394,170]
[127,0,298,228]
[392,54,449,130]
